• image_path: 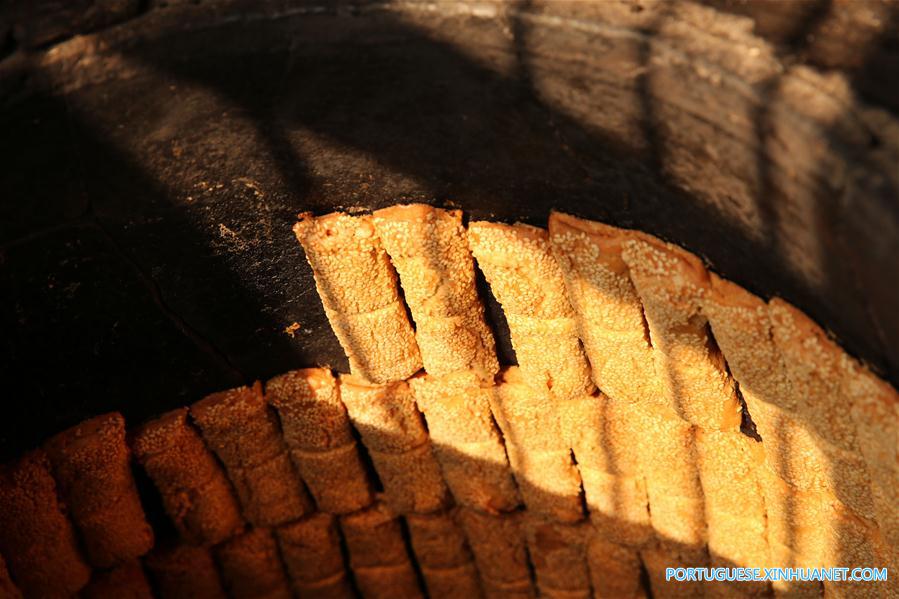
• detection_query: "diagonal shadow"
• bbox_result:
[0,6,896,594]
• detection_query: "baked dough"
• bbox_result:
[132,407,244,545]
[702,278,829,594]
[227,452,314,527]
[339,501,423,599]
[620,242,770,584]
[769,299,875,518]
[0,450,91,597]
[524,516,592,598]
[191,383,312,526]
[144,544,227,599]
[620,233,741,431]
[407,510,481,599]
[266,368,373,514]
[559,392,651,547]
[468,221,594,400]
[840,357,899,575]
[372,204,498,378]
[338,375,449,513]
[276,512,350,594]
[549,213,704,549]
[491,366,583,523]
[407,510,472,569]
[548,212,660,407]
[44,412,154,568]
[456,507,532,593]
[215,528,292,599]
[294,211,422,383]
[640,543,710,599]
[291,571,355,599]
[695,429,770,596]
[586,534,646,599]
[352,563,423,599]
[416,562,482,599]
[338,376,428,453]
[410,370,520,513]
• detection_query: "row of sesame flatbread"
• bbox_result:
[295,204,898,598]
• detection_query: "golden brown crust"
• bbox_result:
[469,221,594,401]
[706,281,889,596]
[292,212,401,314]
[456,508,531,587]
[367,444,451,514]
[586,534,645,599]
[418,562,482,599]
[43,413,128,505]
[559,392,652,546]
[289,443,374,514]
[4,207,898,599]
[840,357,899,570]
[549,212,716,552]
[467,220,569,318]
[704,276,828,579]
[373,203,455,222]
[614,232,775,588]
[410,372,520,513]
[482,578,535,599]
[276,512,346,584]
[293,212,422,383]
[352,563,424,599]
[704,276,883,585]
[339,501,410,570]
[372,204,498,378]
[768,298,875,519]
[292,571,355,599]
[704,272,797,412]
[191,382,284,468]
[549,211,633,275]
[407,510,473,570]
[0,450,91,597]
[524,517,592,597]
[337,374,449,515]
[548,212,659,408]
[191,383,312,526]
[191,381,266,425]
[640,544,710,598]
[409,371,502,445]
[266,368,355,451]
[561,393,643,476]
[144,543,227,599]
[695,429,770,583]
[636,407,706,548]
[330,301,425,384]
[44,412,153,568]
[215,528,292,599]
[491,368,567,453]
[266,368,374,513]
[491,367,583,522]
[227,452,313,527]
[621,235,741,431]
[131,408,244,545]
[338,376,428,453]
[758,465,881,571]
[578,467,652,548]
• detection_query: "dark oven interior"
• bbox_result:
[1,3,898,597]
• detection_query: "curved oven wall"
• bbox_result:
[1,0,897,464]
